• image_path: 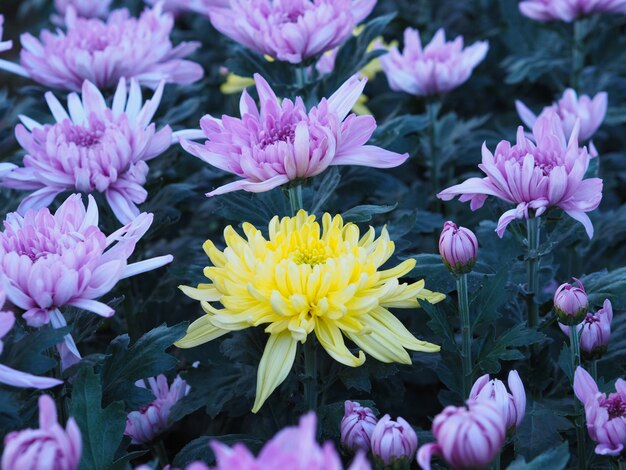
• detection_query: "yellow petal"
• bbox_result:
[252,332,298,413]
[369,307,440,353]
[175,315,229,349]
[179,285,221,302]
[315,320,365,367]
[347,329,412,364]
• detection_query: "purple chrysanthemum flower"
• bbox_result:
[516,88,608,143]
[125,375,190,444]
[2,78,171,224]
[211,413,371,469]
[54,0,112,19]
[0,4,204,91]
[438,111,603,238]
[519,0,626,22]
[380,28,489,97]
[0,194,173,364]
[0,289,63,389]
[145,0,228,16]
[177,73,408,196]
[574,366,626,455]
[2,395,82,470]
[208,0,376,64]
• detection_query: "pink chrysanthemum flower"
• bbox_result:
[2,78,171,224]
[145,0,229,16]
[519,0,626,22]
[438,111,603,238]
[0,289,63,389]
[212,413,371,469]
[0,194,173,363]
[380,28,489,97]
[574,366,626,455]
[516,88,608,143]
[125,375,190,444]
[54,0,112,19]
[208,0,376,64]
[0,4,203,91]
[177,73,408,196]
[2,395,82,470]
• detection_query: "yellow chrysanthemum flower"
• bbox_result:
[176,211,445,412]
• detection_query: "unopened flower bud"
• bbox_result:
[371,415,418,467]
[554,278,588,325]
[439,221,478,275]
[559,299,612,360]
[340,401,377,453]
[469,370,526,431]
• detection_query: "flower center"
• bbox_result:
[258,124,296,149]
[584,313,599,325]
[292,242,329,266]
[64,123,104,148]
[603,395,626,420]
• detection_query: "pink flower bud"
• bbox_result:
[554,278,589,325]
[370,414,418,466]
[469,370,526,430]
[559,299,612,360]
[417,401,506,470]
[124,375,190,444]
[439,221,478,275]
[2,395,82,470]
[340,401,377,453]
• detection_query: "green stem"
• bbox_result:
[571,21,584,91]
[526,217,541,328]
[590,360,598,381]
[288,184,304,216]
[152,440,169,468]
[427,101,440,204]
[303,336,318,413]
[492,452,501,470]
[570,325,586,470]
[457,273,472,399]
[618,460,626,470]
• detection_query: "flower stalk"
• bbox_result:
[526,217,541,328]
[427,101,440,204]
[570,324,586,470]
[457,273,472,398]
[571,20,585,91]
[288,184,304,216]
[152,440,169,468]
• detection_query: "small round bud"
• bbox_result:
[371,414,418,467]
[439,221,478,275]
[340,401,377,453]
[554,278,588,325]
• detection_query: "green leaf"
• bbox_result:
[508,442,570,470]
[514,400,573,460]
[70,368,127,470]
[472,268,511,329]
[341,204,397,223]
[109,450,150,470]
[476,324,546,374]
[101,323,187,407]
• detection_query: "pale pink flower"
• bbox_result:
[417,401,506,470]
[438,111,603,238]
[553,278,589,324]
[370,415,418,465]
[469,370,526,430]
[574,366,626,455]
[208,0,376,64]
[2,78,171,224]
[0,194,173,364]
[2,395,82,470]
[560,299,612,359]
[1,4,203,92]
[125,375,190,444]
[54,0,112,19]
[341,400,377,453]
[380,28,488,97]
[519,0,626,22]
[178,73,407,196]
[516,89,608,142]
[145,0,229,16]
[211,413,371,470]
[0,289,63,389]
